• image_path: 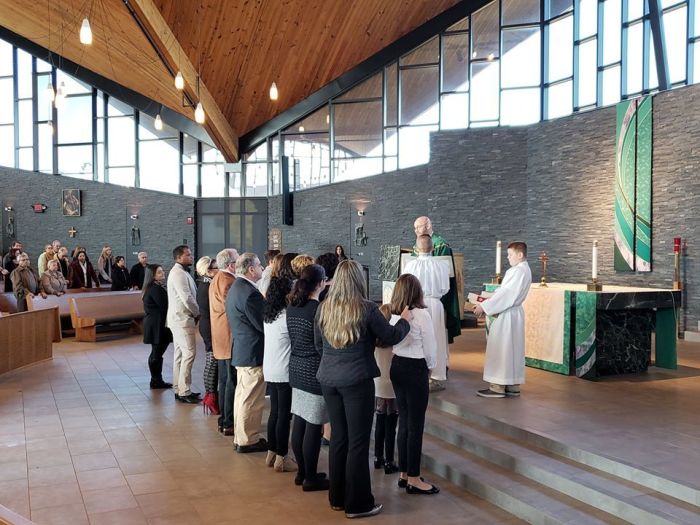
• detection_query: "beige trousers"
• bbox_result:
[234,366,266,446]
[171,326,196,396]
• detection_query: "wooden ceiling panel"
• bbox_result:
[2,0,465,159]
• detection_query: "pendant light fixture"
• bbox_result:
[174,71,184,90]
[80,18,93,45]
[154,113,163,130]
[54,81,66,109]
[194,102,205,124]
[269,82,279,101]
[46,80,55,102]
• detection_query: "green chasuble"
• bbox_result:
[412,233,462,342]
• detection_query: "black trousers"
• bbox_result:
[217,359,236,429]
[374,412,398,463]
[321,379,375,514]
[390,355,429,477]
[148,341,169,382]
[291,415,322,481]
[267,382,292,456]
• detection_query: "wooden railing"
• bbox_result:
[0,308,57,374]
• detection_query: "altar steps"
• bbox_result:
[422,398,700,524]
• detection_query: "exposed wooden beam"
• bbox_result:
[126,0,239,161]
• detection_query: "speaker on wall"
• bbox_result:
[281,156,293,225]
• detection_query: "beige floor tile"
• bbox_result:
[28,464,77,487]
[0,443,26,464]
[82,485,139,515]
[29,481,82,510]
[135,490,196,518]
[24,424,64,441]
[30,502,89,525]
[76,467,127,491]
[117,454,166,476]
[68,436,111,455]
[88,507,148,525]
[0,433,26,447]
[125,471,179,495]
[110,440,156,459]
[27,447,72,468]
[26,436,69,453]
[72,451,119,472]
[103,427,146,444]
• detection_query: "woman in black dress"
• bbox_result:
[196,256,219,415]
[142,264,172,389]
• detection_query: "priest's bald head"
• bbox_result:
[413,216,433,236]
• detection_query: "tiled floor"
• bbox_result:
[0,331,522,525]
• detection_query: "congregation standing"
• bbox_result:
[0,217,533,520]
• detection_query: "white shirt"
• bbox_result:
[403,254,449,298]
[390,308,437,369]
[257,265,273,296]
[166,263,200,328]
[263,311,291,383]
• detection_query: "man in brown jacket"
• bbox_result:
[209,248,239,434]
[10,252,46,311]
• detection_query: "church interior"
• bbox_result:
[2,0,700,523]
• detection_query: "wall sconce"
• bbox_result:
[357,210,365,216]
[130,214,139,220]
[3,206,13,212]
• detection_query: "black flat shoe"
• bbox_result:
[302,477,330,492]
[295,472,326,486]
[235,438,268,453]
[384,462,399,474]
[374,458,385,469]
[177,393,201,404]
[406,483,440,495]
[150,380,172,389]
[398,476,422,488]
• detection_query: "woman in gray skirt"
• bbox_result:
[286,263,329,491]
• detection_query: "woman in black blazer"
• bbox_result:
[316,260,411,519]
[111,256,132,291]
[142,264,172,389]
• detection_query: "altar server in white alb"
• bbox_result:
[473,241,531,398]
[403,234,450,391]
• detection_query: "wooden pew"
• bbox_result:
[0,308,57,374]
[0,293,18,314]
[69,292,144,342]
[28,289,134,320]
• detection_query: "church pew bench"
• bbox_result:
[0,292,18,314]
[0,308,57,374]
[28,289,136,320]
[69,292,144,342]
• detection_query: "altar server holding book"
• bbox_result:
[473,242,532,398]
[403,234,450,391]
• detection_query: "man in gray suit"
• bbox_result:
[226,252,267,453]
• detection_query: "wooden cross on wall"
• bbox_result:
[68,227,77,238]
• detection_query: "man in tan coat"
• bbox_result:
[11,252,46,311]
[209,248,239,434]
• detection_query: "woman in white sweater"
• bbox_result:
[262,276,296,472]
[389,274,439,495]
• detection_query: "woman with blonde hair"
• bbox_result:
[291,254,314,278]
[315,260,411,519]
[196,256,219,415]
[96,245,114,285]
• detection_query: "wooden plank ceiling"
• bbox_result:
[0,0,463,160]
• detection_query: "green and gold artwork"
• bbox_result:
[614,97,652,272]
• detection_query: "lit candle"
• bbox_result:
[592,240,598,280]
[496,241,502,275]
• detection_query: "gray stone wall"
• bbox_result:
[269,83,700,331]
[0,167,195,271]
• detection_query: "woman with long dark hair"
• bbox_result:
[263,276,295,472]
[142,264,172,389]
[68,250,99,289]
[389,274,439,495]
[335,245,348,262]
[287,264,329,491]
[316,260,411,518]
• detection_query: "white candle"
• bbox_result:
[496,241,502,275]
[592,240,598,280]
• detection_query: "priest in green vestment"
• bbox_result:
[412,216,462,345]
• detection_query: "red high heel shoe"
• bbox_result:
[202,392,220,415]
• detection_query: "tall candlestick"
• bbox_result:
[496,241,502,275]
[592,240,598,280]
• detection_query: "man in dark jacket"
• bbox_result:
[225,252,266,453]
[129,251,149,289]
